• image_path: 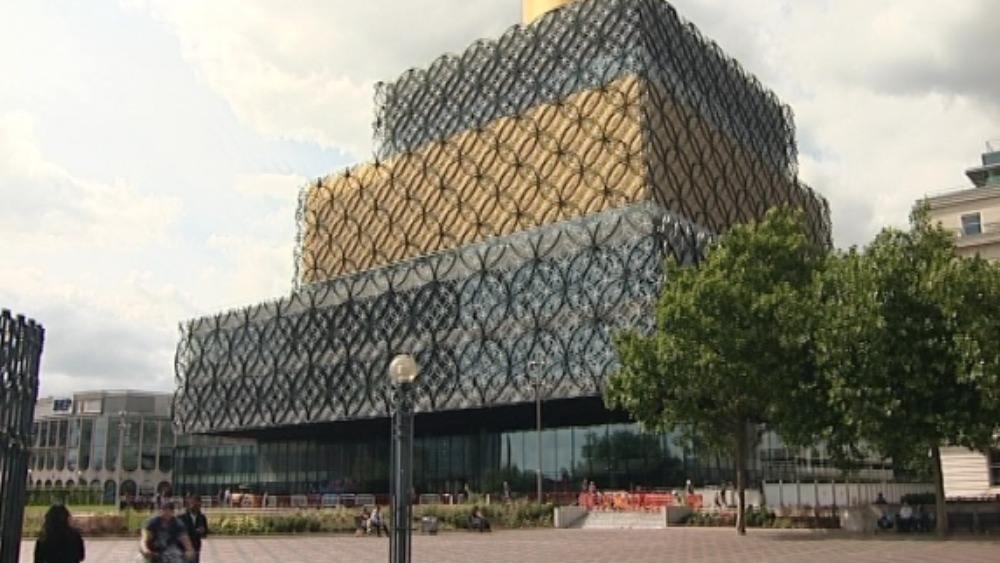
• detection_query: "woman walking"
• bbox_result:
[34,504,85,563]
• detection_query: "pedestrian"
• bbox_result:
[139,501,196,563]
[33,504,85,563]
[179,496,209,563]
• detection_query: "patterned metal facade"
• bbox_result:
[297,0,829,283]
[175,203,709,434]
[173,0,831,437]
[0,310,44,563]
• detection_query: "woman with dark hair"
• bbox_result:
[34,504,85,563]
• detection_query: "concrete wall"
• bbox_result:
[940,446,997,499]
[762,481,933,508]
[553,505,588,528]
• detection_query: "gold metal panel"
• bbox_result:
[522,0,580,24]
[300,76,646,284]
[643,80,826,236]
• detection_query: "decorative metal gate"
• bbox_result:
[0,309,44,563]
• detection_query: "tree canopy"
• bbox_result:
[607,204,1000,537]
[605,207,826,534]
[811,206,1000,536]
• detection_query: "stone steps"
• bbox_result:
[578,511,665,530]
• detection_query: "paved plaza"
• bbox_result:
[20,528,1000,562]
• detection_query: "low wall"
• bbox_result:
[664,506,693,526]
[763,481,933,508]
[553,506,588,529]
[839,506,881,533]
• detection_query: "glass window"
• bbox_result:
[141,420,159,470]
[80,418,94,471]
[542,428,559,478]
[522,431,539,479]
[46,420,56,447]
[159,424,174,472]
[990,450,1000,487]
[554,428,574,480]
[66,448,77,472]
[123,418,141,471]
[68,419,81,448]
[91,417,107,471]
[501,431,525,473]
[962,213,983,236]
[57,420,69,447]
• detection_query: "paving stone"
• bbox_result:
[20,528,1000,563]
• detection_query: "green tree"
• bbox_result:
[606,207,826,534]
[812,206,1000,537]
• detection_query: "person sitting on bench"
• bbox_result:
[469,506,491,532]
[367,506,389,537]
[896,502,915,532]
[356,508,370,536]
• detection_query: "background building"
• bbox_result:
[29,390,176,504]
[172,0,837,498]
[924,139,1000,259]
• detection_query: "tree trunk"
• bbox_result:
[930,444,948,538]
[735,422,747,536]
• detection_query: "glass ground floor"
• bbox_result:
[172,398,895,497]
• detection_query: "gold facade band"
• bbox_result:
[301,77,646,284]
[300,75,820,285]
[522,0,580,24]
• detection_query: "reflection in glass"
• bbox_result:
[141,420,159,470]
[170,423,707,497]
[57,420,68,447]
[159,424,174,472]
[91,417,108,472]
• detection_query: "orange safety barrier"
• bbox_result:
[577,491,704,511]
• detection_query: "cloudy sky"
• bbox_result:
[2,0,998,397]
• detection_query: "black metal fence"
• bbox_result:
[0,309,44,563]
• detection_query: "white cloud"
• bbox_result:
[197,234,296,310]
[0,111,181,250]
[0,267,185,395]
[233,172,308,201]
[124,0,517,159]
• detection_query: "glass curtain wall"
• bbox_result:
[140,420,159,470]
[173,422,708,496]
[123,418,141,471]
[104,417,119,472]
[158,424,174,472]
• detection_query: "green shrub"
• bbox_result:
[413,500,553,530]
[22,501,553,539]
[209,508,360,535]
[683,507,779,528]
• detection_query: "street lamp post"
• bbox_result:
[529,360,545,505]
[389,354,418,563]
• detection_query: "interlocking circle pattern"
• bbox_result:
[174,0,831,435]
